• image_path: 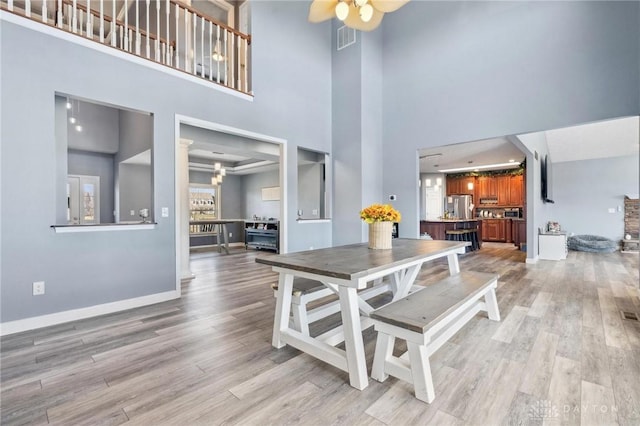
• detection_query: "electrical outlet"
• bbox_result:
[162,207,169,217]
[130,210,135,216]
[229,232,233,238]
[312,209,318,216]
[608,208,616,213]
[33,281,45,296]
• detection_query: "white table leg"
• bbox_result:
[338,286,368,390]
[447,253,460,275]
[272,273,293,348]
[391,264,421,301]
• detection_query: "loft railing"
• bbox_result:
[1,0,252,95]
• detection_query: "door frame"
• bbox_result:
[174,114,288,295]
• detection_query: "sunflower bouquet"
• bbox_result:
[360,203,401,224]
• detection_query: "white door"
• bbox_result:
[68,175,100,224]
[425,185,443,220]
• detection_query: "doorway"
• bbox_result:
[67,174,100,225]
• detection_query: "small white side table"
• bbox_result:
[539,231,568,260]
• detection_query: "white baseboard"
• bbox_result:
[526,256,539,264]
[0,290,180,336]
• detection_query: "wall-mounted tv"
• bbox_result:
[541,154,554,204]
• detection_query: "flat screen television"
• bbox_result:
[541,154,554,203]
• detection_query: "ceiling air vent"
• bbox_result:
[337,25,356,51]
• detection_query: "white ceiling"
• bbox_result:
[545,116,639,163]
[419,137,526,174]
[419,116,640,173]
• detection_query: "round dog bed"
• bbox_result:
[567,235,618,253]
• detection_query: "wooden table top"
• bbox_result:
[255,239,468,281]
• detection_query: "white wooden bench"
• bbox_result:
[370,271,501,403]
[271,277,391,336]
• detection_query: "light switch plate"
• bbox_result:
[608,208,615,213]
[162,207,169,217]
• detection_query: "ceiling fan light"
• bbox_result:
[220,168,227,176]
[69,116,76,124]
[354,0,368,7]
[335,2,349,21]
[359,3,374,22]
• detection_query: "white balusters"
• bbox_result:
[99,0,104,42]
[243,37,248,93]
[155,0,161,61]
[191,11,196,75]
[223,29,228,86]
[216,25,221,84]
[208,21,213,81]
[7,0,251,94]
[72,0,77,33]
[135,0,140,55]
[123,0,128,51]
[111,0,116,46]
[173,2,178,67]
[86,0,92,39]
[145,0,150,59]
[200,16,205,78]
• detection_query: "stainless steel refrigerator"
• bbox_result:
[445,195,473,220]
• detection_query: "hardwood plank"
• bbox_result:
[0,246,637,426]
[598,287,631,350]
[545,356,581,426]
[518,331,559,398]
[492,306,529,343]
[580,380,618,425]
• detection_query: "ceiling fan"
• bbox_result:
[308,0,409,32]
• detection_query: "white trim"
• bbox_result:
[0,10,252,101]
[0,290,179,336]
[525,256,539,264]
[52,223,156,233]
[297,219,332,224]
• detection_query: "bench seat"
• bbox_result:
[370,271,500,403]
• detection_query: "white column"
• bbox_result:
[179,139,194,281]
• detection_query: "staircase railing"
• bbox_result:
[1,0,252,95]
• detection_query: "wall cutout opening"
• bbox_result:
[297,148,330,220]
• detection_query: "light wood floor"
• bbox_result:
[1,244,639,425]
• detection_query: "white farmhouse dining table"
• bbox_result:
[255,238,469,390]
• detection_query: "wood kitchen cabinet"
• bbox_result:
[482,219,506,242]
[496,175,511,206]
[477,176,497,200]
[509,175,525,206]
[446,176,474,196]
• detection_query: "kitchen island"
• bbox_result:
[420,219,482,244]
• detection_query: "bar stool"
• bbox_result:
[467,228,480,251]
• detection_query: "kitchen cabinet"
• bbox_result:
[446,176,474,196]
[477,177,498,202]
[496,175,511,206]
[509,175,525,206]
[482,219,506,242]
[480,218,512,242]
[512,219,527,248]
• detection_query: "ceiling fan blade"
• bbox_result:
[344,4,384,31]
[370,0,409,13]
[308,0,338,23]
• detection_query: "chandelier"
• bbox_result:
[308,0,409,32]
[211,162,226,185]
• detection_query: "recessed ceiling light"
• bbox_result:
[467,161,473,164]
[509,159,516,162]
[438,162,520,173]
[75,124,83,132]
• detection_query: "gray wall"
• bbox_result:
[66,99,119,153]
[1,0,332,323]
[381,1,640,239]
[298,163,322,219]
[243,170,281,220]
[550,155,639,241]
[67,150,116,223]
[118,164,152,221]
